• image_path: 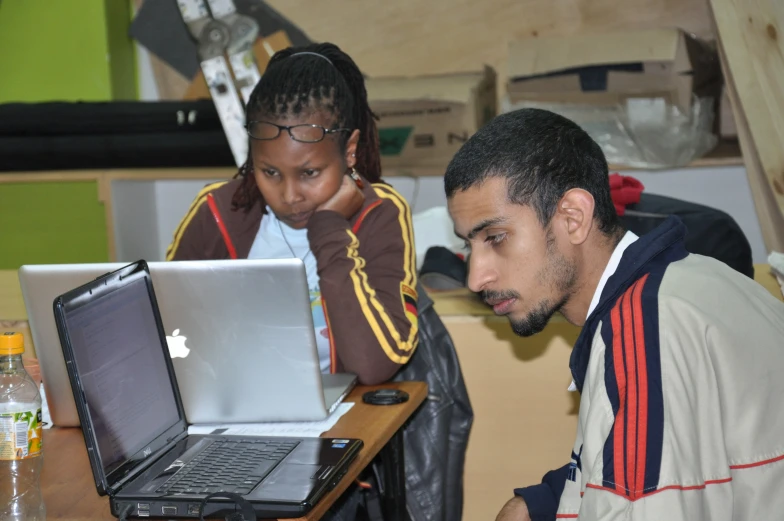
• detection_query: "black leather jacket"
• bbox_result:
[327,284,474,521]
[392,283,474,520]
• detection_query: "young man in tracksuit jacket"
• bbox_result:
[445,108,784,521]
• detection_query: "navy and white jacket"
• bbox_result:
[516,216,784,521]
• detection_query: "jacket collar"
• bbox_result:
[568,215,689,391]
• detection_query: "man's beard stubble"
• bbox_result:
[509,298,565,337]
[509,230,578,337]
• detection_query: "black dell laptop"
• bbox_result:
[53,261,362,519]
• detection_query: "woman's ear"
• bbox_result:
[345,129,360,169]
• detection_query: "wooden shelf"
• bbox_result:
[0,167,237,183]
[386,140,744,176]
[0,139,744,184]
[609,139,743,171]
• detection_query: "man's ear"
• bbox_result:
[555,188,595,246]
[345,130,360,169]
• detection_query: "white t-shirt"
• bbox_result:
[247,208,331,373]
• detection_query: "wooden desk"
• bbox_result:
[41,381,427,521]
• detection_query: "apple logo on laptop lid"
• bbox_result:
[165,329,191,359]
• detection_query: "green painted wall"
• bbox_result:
[0,182,109,270]
[105,0,139,100]
[0,0,137,102]
[0,1,137,268]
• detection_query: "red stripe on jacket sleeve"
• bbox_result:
[609,274,651,499]
[610,296,628,494]
[206,193,238,260]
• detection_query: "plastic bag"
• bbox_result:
[501,95,718,169]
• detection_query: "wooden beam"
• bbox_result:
[709,0,784,252]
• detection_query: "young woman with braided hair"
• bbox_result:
[166,43,419,387]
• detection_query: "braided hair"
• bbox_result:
[232,42,381,212]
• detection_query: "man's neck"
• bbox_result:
[561,229,625,327]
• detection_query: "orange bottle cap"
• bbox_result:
[0,332,24,355]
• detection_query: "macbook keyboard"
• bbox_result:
[156,439,299,496]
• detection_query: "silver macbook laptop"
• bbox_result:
[19,259,356,427]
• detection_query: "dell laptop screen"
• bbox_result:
[63,276,181,477]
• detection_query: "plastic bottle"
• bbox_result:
[0,332,45,521]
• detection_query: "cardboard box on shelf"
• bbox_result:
[367,66,497,170]
[505,28,722,168]
[506,28,720,115]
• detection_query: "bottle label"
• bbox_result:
[0,409,43,460]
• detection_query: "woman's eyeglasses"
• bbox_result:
[246,121,352,143]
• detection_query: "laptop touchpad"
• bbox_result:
[252,464,321,501]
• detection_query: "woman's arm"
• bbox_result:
[307,185,418,385]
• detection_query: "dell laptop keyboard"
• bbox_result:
[156,439,299,496]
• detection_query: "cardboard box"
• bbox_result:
[507,28,720,115]
[367,66,497,169]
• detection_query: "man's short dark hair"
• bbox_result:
[444,108,621,236]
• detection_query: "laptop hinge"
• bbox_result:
[106,431,189,496]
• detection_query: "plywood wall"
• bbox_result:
[266,0,714,89]
[142,0,714,99]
